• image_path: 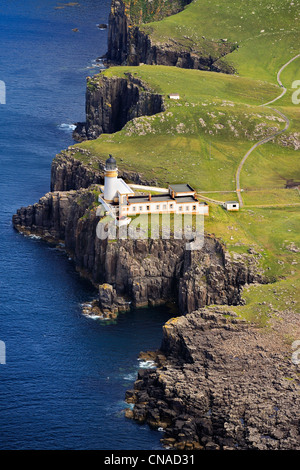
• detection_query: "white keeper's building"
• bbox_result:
[98,156,209,221]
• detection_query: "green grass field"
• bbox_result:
[67,0,300,327]
[138,0,300,83]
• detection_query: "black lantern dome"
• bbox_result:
[105,155,117,170]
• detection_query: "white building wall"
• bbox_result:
[104,175,117,201]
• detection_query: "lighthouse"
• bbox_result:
[104,155,118,202]
[98,155,209,223]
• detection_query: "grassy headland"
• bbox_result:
[67,0,299,328]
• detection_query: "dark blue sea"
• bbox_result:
[0,0,170,450]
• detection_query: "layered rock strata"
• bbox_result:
[107,0,193,65]
[50,150,158,192]
[12,0,297,447]
[73,73,164,141]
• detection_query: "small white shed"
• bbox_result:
[169,93,180,100]
[223,201,239,211]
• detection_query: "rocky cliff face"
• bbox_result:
[125,307,300,450]
[12,186,264,317]
[124,27,235,73]
[73,73,164,141]
[107,0,236,73]
[13,185,299,452]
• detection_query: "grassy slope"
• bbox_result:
[79,65,290,192]
[71,0,300,328]
[140,0,300,83]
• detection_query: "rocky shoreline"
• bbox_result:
[50,149,158,192]
[73,73,165,141]
[12,184,300,449]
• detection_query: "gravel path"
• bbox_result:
[235,53,300,207]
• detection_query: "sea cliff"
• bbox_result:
[50,149,159,192]
[107,0,193,65]
[106,0,235,73]
[12,180,264,317]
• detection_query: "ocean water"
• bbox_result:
[0,0,170,450]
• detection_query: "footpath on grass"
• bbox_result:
[235,53,300,208]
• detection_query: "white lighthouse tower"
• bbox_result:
[104,155,118,202]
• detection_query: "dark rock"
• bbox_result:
[107,0,236,74]
[73,73,165,141]
[12,164,298,451]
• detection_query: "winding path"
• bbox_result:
[235,53,300,207]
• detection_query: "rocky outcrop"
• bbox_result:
[51,150,102,192]
[124,28,236,73]
[11,0,298,451]
[107,0,193,65]
[73,0,237,143]
[82,283,131,319]
[125,307,300,450]
[107,0,129,65]
[73,73,164,141]
[107,0,236,73]
[12,187,265,316]
[12,188,299,449]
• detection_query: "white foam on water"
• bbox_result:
[82,311,111,321]
[125,403,134,410]
[82,303,93,308]
[91,59,106,68]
